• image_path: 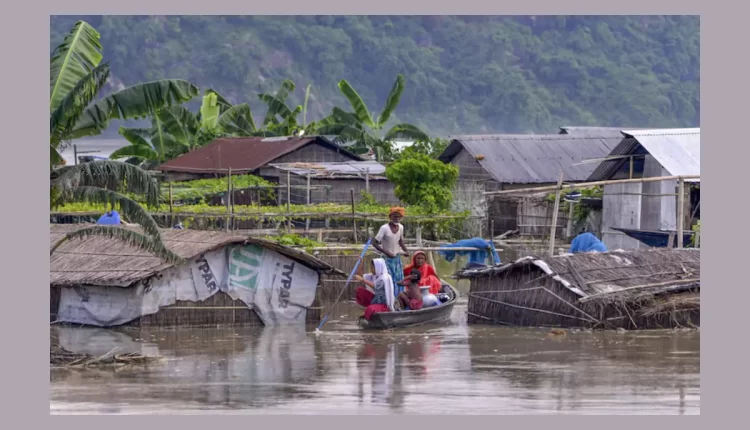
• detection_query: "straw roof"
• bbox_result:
[458,248,700,303]
[50,224,344,287]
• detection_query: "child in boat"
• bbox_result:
[397,269,423,311]
[401,251,442,295]
[355,258,396,320]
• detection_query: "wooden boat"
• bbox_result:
[358,282,459,330]
[611,227,694,248]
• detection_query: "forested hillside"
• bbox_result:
[50,15,700,137]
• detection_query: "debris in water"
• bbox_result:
[50,344,159,368]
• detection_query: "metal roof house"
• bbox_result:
[437,134,623,237]
[158,136,363,179]
[156,136,386,206]
[587,128,701,250]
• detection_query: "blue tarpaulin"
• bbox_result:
[569,232,608,254]
[96,210,121,225]
[438,237,501,266]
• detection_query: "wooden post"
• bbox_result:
[695,226,700,249]
[566,202,575,239]
[168,181,174,227]
[305,174,311,233]
[548,169,564,256]
[286,170,292,233]
[73,145,78,166]
[677,178,685,248]
[629,156,634,179]
[490,219,495,239]
[168,181,173,212]
[226,168,232,232]
[351,189,358,242]
[365,168,370,193]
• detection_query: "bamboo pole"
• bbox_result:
[484,174,700,196]
[677,177,685,248]
[629,156,634,179]
[225,168,232,232]
[365,168,370,192]
[168,181,173,226]
[286,170,291,233]
[548,170,564,256]
[351,189,357,242]
[305,174,311,233]
[566,201,574,239]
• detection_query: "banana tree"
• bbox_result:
[50,20,195,263]
[110,93,227,167]
[216,80,317,138]
[50,20,200,168]
[316,74,429,161]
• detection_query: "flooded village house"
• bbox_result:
[49,224,344,328]
[585,128,700,250]
[437,129,623,238]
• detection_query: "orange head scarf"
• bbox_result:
[389,207,406,217]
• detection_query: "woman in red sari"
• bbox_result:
[401,251,442,295]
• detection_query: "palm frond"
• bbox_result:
[50,225,183,265]
[109,144,159,161]
[52,160,161,207]
[258,93,295,125]
[50,20,103,112]
[50,144,65,167]
[118,127,153,148]
[337,79,374,128]
[70,79,200,139]
[156,108,191,146]
[383,123,429,142]
[59,186,163,239]
[50,63,111,150]
[166,106,200,137]
[377,74,405,126]
[218,103,257,135]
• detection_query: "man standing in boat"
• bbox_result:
[373,207,409,293]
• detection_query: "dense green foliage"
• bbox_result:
[385,148,460,213]
[50,16,699,137]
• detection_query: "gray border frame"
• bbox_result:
[19,1,720,420]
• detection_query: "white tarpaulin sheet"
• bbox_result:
[56,245,320,327]
[226,244,319,326]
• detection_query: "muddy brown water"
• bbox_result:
[50,299,699,415]
[50,248,698,414]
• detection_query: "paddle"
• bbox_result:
[315,238,372,332]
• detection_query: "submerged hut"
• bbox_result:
[50,224,344,328]
[461,249,699,330]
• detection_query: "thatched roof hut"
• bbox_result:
[459,249,700,330]
[50,224,345,328]
[50,224,343,287]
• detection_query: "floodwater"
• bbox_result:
[50,300,700,415]
[52,140,699,415]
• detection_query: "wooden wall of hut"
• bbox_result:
[465,250,700,330]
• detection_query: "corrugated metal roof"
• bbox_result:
[269,160,386,179]
[559,126,629,139]
[587,128,700,182]
[158,136,362,174]
[441,134,623,183]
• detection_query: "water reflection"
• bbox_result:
[50,304,699,415]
